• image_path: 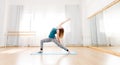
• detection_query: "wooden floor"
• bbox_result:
[0,47,120,65]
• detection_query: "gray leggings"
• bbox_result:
[40,38,68,51]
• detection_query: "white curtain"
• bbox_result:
[89,16,98,46]
[7,5,23,46]
[90,13,108,46]
[65,5,82,46]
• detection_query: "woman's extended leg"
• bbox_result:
[52,39,69,52]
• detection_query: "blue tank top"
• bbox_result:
[49,28,57,38]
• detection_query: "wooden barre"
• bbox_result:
[88,0,120,19]
[7,34,36,36]
[7,31,36,33]
[7,31,36,36]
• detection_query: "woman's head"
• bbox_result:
[58,27,64,38]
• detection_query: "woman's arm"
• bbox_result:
[57,18,71,28]
[56,18,71,43]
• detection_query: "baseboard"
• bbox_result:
[65,44,83,47]
[0,46,5,48]
[88,46,120,57]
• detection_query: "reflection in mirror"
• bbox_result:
[90,13,108,46]
[89,1,120,47]
[103,2,120,46]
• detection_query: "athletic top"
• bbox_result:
[48,28,57,38]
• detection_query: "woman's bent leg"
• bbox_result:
[39,38,52,52]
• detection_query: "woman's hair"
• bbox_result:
[58,28,64,38]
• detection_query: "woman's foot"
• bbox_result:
[38,48,43,53]
[66,49,70,54]
[38,50,43,53]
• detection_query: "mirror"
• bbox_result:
[89,1,120,47]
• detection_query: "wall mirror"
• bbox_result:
[89,1,120,52]
[89,1,120,48]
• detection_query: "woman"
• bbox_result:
[39,19,70,53]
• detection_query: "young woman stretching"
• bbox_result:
[39,19,70,53]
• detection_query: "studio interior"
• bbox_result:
[0,0,120,65]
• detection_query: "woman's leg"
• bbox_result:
[52,39,69,52]
[39,38,52,52]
